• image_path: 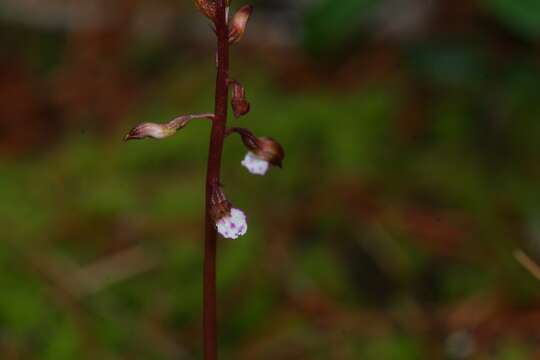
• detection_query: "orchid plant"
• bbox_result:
[124,1,284,358]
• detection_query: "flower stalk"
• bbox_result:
[203,0,230,357]
[228,127,285,174]
[124,0,284,357]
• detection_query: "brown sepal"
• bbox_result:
[230,80,251,118]
[210,185,232,221]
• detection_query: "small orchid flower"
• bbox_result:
[216,208,248,239]
[210,185,248,239]
[228,128,284,175]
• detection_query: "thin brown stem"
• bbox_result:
[203,1,229,359]
[180,113,215,120]
[169,113,215,128]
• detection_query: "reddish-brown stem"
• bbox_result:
[203,1,229,359]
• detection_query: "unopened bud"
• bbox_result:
[195,0,232,22]
[229,5,253,44]
[230,80,250,118]
[195,0,216,20]
[124,122,176,141]
[124,114,212,141]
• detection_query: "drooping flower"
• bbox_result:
[230,128,284,175]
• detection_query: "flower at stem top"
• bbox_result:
[229,128,285,176]
[194,0,232,22]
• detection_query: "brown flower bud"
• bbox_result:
[232,128,285,168]
[124,113,213,141]
[230,80,250,118]
[124,122,177,141]
[229,5,253,44]
[195,0,232,22]
[195,0,216,21]
[232,99,250,118]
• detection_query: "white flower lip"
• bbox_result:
[216,208,248,239]
[241,151,269,175]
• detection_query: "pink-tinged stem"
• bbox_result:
[203,1,229,359]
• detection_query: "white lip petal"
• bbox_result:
[241,152,269,175]
[216,208,248,239]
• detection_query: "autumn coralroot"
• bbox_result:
[123,1,284,358]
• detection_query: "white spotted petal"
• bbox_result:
[216,208,248,239]
[241,151,269,176]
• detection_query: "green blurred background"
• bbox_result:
[1,0,540,358]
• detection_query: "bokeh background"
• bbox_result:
[2,0,540,358]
